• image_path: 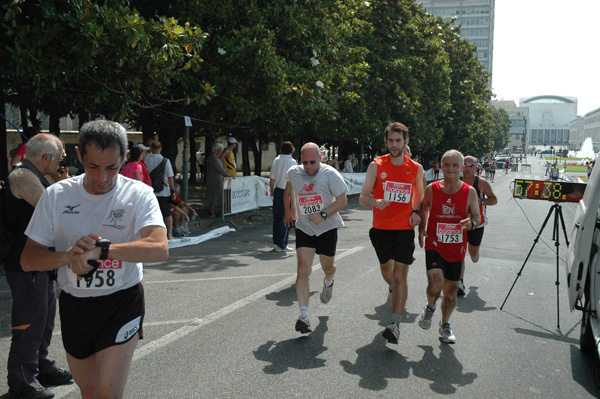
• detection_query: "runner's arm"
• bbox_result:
[359,162,389,210]
[480,179,498,206]
[418,185,432,248]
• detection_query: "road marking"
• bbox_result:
[52,246,365,398]
[143,273,294,285]
[132,246,365,362]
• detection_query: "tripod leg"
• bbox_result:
[553,205,561,330]
[557,205,570,247]
[501,205,555,310]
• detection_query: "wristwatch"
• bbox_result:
[96,239,111,260]
[320,211,327,220]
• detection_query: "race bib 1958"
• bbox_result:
[436,223,463,243]
[384,181,412,203]
[67,259,124,290]
[298,194,324,214]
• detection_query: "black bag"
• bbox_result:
[0,180,16,264]
[149,158,168,192]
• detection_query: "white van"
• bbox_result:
[566,160,600,386]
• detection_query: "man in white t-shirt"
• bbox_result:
[21,120,168,399]
[145,141,175,239]
[269,141,297,252]
[284,142,348,334]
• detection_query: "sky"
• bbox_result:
[492,0,600,116]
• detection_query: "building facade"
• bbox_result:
[520,95,577,149]
[583,108,600,152]
[490,100,529,152]
[416,0,495,83]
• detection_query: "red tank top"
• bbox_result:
[425,181,470,262]
[372,154,419,230]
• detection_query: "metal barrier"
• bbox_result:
[218,176,268,229]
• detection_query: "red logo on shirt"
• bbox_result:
[302,184,314,192]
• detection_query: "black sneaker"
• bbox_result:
[37,368,72,386]
[382,323,400,344]
[295,316,312,334]
[8,386,55,399]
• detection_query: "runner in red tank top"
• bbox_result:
[359,122,425,345]
[458,155,498,295]
[417,150,480,344]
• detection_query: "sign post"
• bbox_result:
[183,116,192,201]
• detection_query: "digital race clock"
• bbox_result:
[512,179,586,203]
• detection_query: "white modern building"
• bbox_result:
[416,0,495,84]
[490,100,529,152]
[568,116,586,151]
[583,107,600,152]
[519,95,577,149]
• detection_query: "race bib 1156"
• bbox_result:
[384,181,412,203]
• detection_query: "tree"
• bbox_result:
[490,107,511,151]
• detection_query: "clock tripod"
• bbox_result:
[500,202,569,330]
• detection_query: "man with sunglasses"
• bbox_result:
[359,122,425,345]
[4,134,72,399]
[284,143,348,334]
[458,156,497,296]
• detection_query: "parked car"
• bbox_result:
[540,149,553,154]
[566,160,600,386]
[495,156,509,169]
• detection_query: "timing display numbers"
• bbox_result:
[512,179,586,203]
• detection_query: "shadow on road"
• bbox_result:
[253,316,329,374]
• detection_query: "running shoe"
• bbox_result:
[439,321,456,343]
[320,278,334,304]
[37,367,72,386]
[471,253,479,263]
[382,323,400,344]
[418,304,435,330]
[457,280,466,296]
[386,290,393,309]
[295,316,312,334]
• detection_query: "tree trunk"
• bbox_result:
[19,106,28,130]
[250,138,262,176]
[49,110,61,137]
[0,103,8,180]
[242,138,250,176]
[29,107,40,130]
[189,134,197,184]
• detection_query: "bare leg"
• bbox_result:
[296,247,316,308]
[319,254,336,282]
[425,269,444,309]
[391,262,409,314]
[67,334,139,399]
[441,280,460,324]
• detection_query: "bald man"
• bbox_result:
[284,143,348,334]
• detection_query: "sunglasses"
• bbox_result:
[302,161,318,165]
[464,163,477,167]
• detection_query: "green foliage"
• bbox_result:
[491,107,511,151]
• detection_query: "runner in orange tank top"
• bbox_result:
[359,122,425,345]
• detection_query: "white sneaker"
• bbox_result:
[382,323,400,344]
[471,253,479,263]
[457,280,466,296]
[320,278,334,304]
[439,321,456,343]
[418,304,436,330]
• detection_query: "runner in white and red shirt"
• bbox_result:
[284,142,348,334]
[417,150,480,344]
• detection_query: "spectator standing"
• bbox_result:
[432,160,439,180]
[145,141,176,239]
[138,144,151,186]
[284,143,348,334]
[20,120,168,399]
[4,133,72,399]
[196,150,205,181]
[221,137,237,178]
[120,145,144,181]
[269,141,297,252]
[343,154,354,173]
[206,143,230,218]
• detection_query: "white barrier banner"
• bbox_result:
[230,176,259,214]
[340,172,366,195]
[256,176,273,207]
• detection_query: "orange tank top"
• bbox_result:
[372,154,419,230]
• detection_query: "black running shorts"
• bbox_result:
[467,226,485,247]
[425,250,463,282]
[295,227,338,257]
[59,283,145,359]
[368,228,415,265]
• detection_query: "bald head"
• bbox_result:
[301,142,320,158]
[300,142,322,175]
[25,133,63,161]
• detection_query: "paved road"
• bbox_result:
[1,154,598,398]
